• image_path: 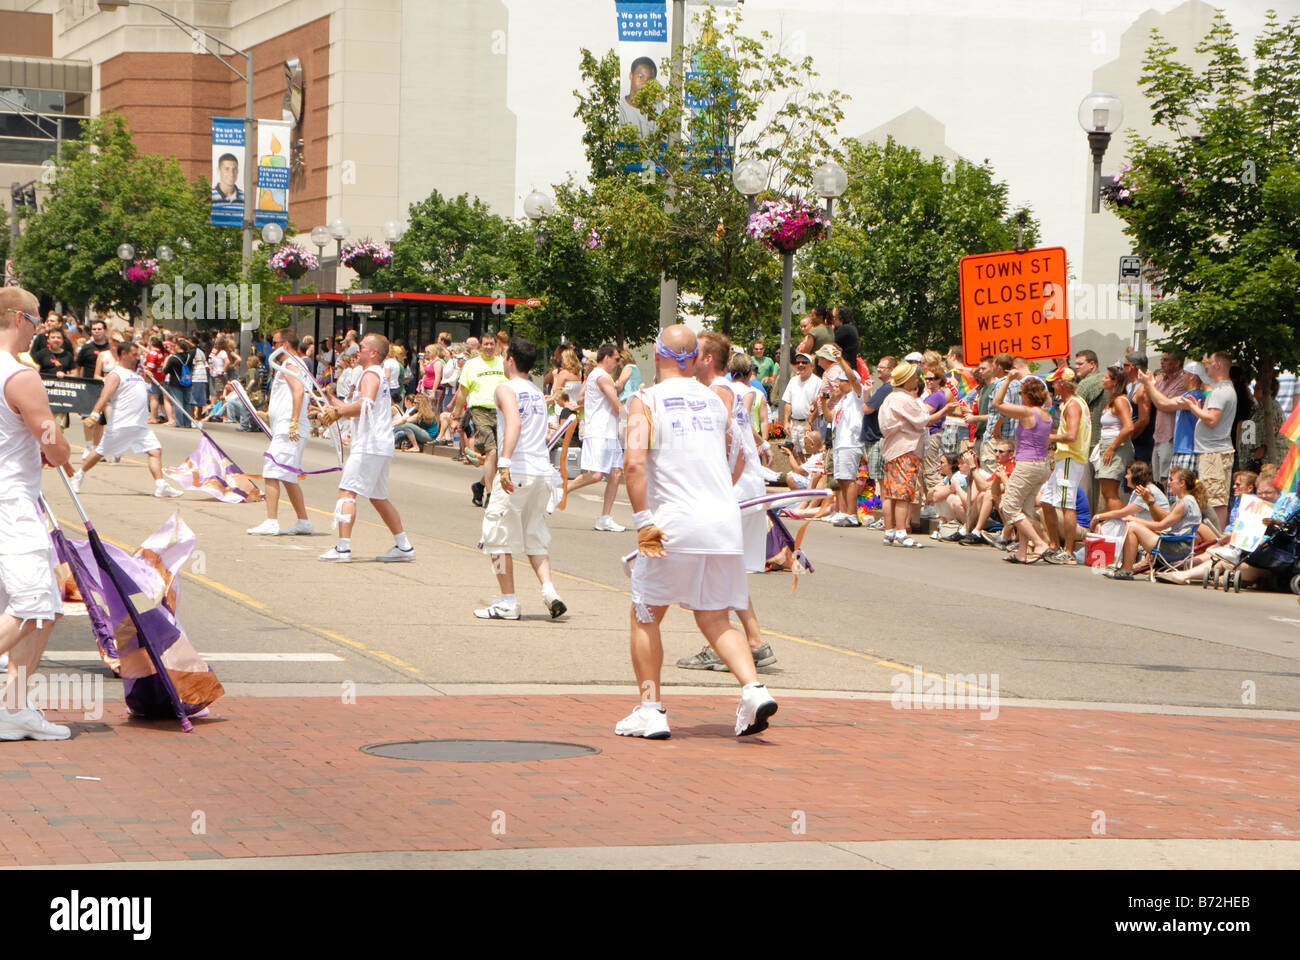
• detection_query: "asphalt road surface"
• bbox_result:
[38,421,1300,714]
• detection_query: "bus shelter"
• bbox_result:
[275,291,533,356]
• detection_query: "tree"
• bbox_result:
[573,4,847,338]
[798,137,1039,359]
[507,179,663,351]
[1111,11,1300,459]
[368,191,513,296]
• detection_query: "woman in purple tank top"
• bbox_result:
[991,375,1054,563]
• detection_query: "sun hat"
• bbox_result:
[815,343,840,361]
[890,361,917,387]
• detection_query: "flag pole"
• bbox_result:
[55,467,193,731]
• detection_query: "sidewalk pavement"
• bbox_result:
[2,691,1298,868]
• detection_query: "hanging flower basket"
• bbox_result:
[746,198,829,255]
[1101,163,1137,209]
[341,239,394,278]
[269,242,320,280]
[124,258,158,285]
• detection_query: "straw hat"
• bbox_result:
[890,361,917,388]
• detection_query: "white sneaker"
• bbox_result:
[0,707,71,741]
[615,705,671,739]
[541,587,566,619]
[280,519,314,536]
[154,480,183,498]
[474,600,520,620]
[735,684,778,737]
[81,445,92,461]
[593,515,626,532]
[318,546,352,562]
[826,512,845,525]
[69,470,83,493]
[376,545,415,562]
[246,519,281,535]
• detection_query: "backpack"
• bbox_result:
[177,355,193,388]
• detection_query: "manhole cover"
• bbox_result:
[361,739,600,762]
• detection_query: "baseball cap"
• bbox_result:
[794,352,812,363]
[904,351,924,363]
[1183,360,1208,381]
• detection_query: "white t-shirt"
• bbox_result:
[106,367,149,431]
[781,372,822,421]
[498,379,551,478]
[583,366,620,440]
[192,347,208,384]
[638,378,743,555]
[268,353,311,439]
[1194,379,1237,454]
[382,357,402,394]
[833,389,865,450]
[350,366,394,457]
[1127,485,1170,523]
[210,350,228,377]
[725,380,765,500]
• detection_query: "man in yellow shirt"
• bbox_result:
[452,331,507,507]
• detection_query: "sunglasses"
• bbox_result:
[12,309,40,327]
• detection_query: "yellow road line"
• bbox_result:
[51,512,423,679]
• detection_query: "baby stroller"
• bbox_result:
[1217,516,1300,594]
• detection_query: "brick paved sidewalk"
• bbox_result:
[1,695,1297,866]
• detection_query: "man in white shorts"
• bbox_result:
[474,336,567,621]
[318,333,413,562]
[676,335,778,674]
[618,323,777,741]
[566,342,626,532]
[247,327,314,536]
[0,286,75,740]
[70,340,184,498]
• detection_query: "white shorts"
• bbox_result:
[96,425,160,459]
[0,500,62,622]
[339,452,391,500]
[1040,457,1083,510]
[630,553,748,623]
[262,435,307,483]
[580,436,623,475]
[833,446,861,481]
[481,474,552,556]
[741,504,767,574]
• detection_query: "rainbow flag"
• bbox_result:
[1277,445,1299,494]
[947,368,978,400]
[1282,404,1300,444]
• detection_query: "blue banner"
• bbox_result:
[209,117,245,228]
[616,1,666,42]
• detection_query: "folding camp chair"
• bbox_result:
[1146,533,1197,582]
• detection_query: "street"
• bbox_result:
[2,421,1295,869]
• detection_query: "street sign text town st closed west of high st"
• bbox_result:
[958,246,1069,366]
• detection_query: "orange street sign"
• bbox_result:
[958,246,1068,367]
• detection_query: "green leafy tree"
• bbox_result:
[1113,11,1300,458]
[507,180,663,351]
[799,137,1038,359]
[574,4,847,337]
[368,191,513,296]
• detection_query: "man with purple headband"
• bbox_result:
[615,324,778,741]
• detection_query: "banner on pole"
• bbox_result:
[42,376,102,416]
[210,117,246,228]
[615,0,668,157]
[255,119,292,229]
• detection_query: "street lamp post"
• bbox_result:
[733,161,799,389]
[117,242,142,324]
[328,218,350,293]
[812,161,847,240]
[1079,91,1123,214]
[99,0,256,361]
